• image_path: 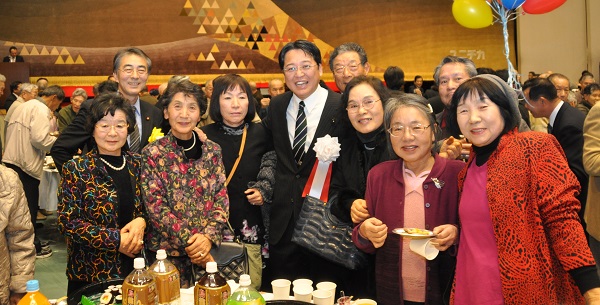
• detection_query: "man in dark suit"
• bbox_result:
[2,46,24,62]
[262,40,347,283]
[51,47,162,172]
[523,76,589,229]
[3,81,22,110]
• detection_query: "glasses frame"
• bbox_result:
[283,64,317,74]
[95,123,129,133]
[346,99,381,114]
[333,63,361,76]
[388,123,431,137]
[120,66,148,76]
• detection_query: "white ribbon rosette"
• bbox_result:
[303,135,340,201]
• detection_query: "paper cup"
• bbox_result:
[271,279,291,300]
[312,289,333,305]
[315,282,336,305]
[293,285,313,303]
[409,238,439,260]
[292,278,313,288]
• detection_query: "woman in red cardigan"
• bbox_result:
[447,74,600,305]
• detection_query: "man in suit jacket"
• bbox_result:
[2,46,24,62]
[3,81,22,110]
[523,76,589,228]
[51,48,162,172]
[262,40,347,283]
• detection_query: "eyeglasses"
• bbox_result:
[388,123,431,137]
[96,123,129,133]
[555,87,570,93]
[346,99,380,114]
[120,66,148,76]
[333,63,361,75]
[283,64,317,74]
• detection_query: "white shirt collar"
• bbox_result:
[549,100,564,127]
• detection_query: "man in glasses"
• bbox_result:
[329,42,370,93]
[51,47,163,172]
[262,39,347,282]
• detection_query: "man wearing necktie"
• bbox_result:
[51,48,162,171]
[262,40,347,284]
[523,76,588,231]
[2,46,24,63]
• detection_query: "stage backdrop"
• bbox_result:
[0,0,515,85]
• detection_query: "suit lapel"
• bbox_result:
[139,101,153,146]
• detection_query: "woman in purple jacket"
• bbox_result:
[352,95,464,305]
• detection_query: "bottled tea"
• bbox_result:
[194,261,230,305]
[122,257,158,305]
[149,249,181,305]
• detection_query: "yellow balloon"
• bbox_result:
[452,0,494,29]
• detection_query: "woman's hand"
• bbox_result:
[186,234,214,265]
[358,217,388,248]
[351,199,370,224]
[431,224,458,251]
[584,287,600,305]
[194,128,208,142]
[245,188,264,205]
[439,137,462,159]
[118,232,135,258]
[120,217,146,254]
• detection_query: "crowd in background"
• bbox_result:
[1,40,600,305]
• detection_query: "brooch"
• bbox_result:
[431,178,445,189]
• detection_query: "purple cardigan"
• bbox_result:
[352,154,464,305]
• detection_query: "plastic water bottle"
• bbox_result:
[122,257,158,305]
[17,280,51,305]
[149,250,181,305]
[226,274,265,305]
[195,261,231,305]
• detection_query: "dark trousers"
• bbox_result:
[5,163,42,252]
[269,218,361,299]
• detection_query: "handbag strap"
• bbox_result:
[225,125,247,187]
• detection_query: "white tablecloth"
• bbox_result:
[39,167,60,211]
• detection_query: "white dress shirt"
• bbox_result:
[286,86,328,152]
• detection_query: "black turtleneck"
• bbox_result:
[471,136,501,166]
[176,132,202,160]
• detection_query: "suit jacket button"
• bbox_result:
[425,203,431,208]
[295,174,300,178]
[423,185,428,189]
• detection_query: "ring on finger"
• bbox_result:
[138,240,144,245]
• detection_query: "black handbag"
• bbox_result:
[193,225,249,283]
[291,195,369,270]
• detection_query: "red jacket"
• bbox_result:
[454,130,594,305]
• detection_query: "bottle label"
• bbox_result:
[194,286,230,305]
[155,269,181,304]
[122,282,159,305]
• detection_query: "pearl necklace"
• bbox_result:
[183,134,197,152]
[99,155,127,171]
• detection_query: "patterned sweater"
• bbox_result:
[57,150,144,282]
[140,133,229,257]
[453,130,596,305]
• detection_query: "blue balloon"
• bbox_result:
[501,0,526,10]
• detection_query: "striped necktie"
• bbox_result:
[129,123,141,153]
[292,101,307,165]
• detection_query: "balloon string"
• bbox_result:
[487,1,522,90]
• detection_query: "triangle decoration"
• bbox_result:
[206,53,216,61]
[197,52,206,61]
[184,0,193,8]
[74,55,85,64]
[210,44,220,53]
[40,46,50,55]
[20,48,30,55]
[65,55,75,64]
[238,60,246,69]
[220,61,229,69]
[198,25,207,34]
[211,61,219,69]
[229,61,238,69]
[247,60,255,69]
[30,46,40,55]
[180,8,188,16]
[188,53,197,61]
[54,56,65,64]
[224,52,233,61]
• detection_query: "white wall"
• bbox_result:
[517,0,599,85]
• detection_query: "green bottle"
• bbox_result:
[226,274,265,305]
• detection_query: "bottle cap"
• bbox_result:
[134,257,146,269]
[239,274,251,286]
[156,249,167,260]
[26,280,40,292]
[206,261,217,273]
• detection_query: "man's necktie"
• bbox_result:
[130,123,141,153]
[292,101,307,165]
[547,124,553,134]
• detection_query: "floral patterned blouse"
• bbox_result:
[140,132,229,257]
[57,150,144,282]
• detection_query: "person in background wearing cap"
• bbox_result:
[447,74,600,304]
